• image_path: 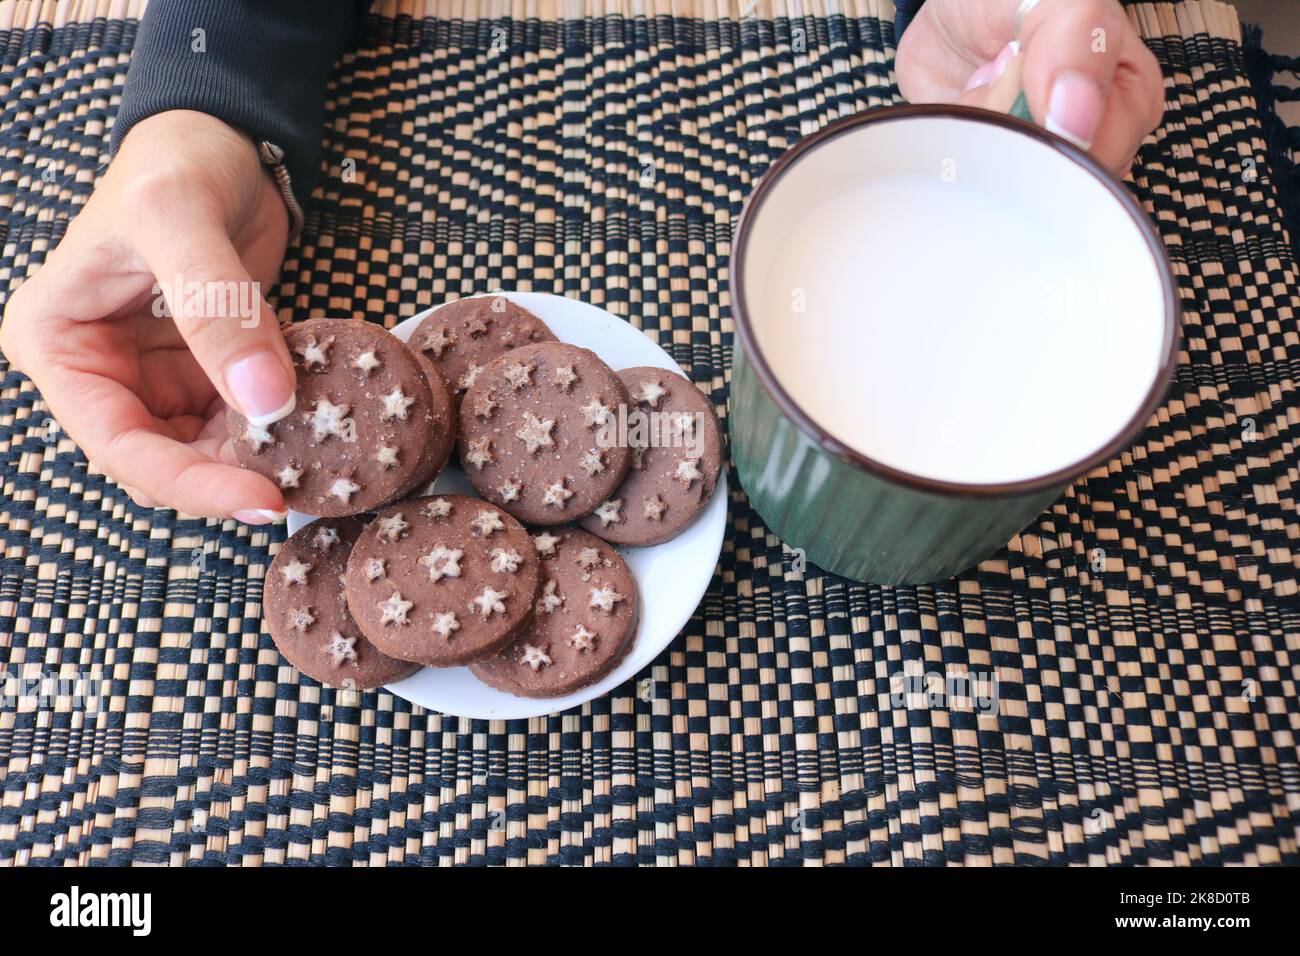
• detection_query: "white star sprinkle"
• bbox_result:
[543,479,573,509]
[674,458,703,487]
[329,478,360,502]
[375,445,400,469]
[381,387,414,421]
[432,611,459,641]
[470,586,507,619]
[533,532,560,557]
[458,364,483,392]
[245,424,274,452]
[329,632,357,666]
[464,437,493,470]
[489,548,522,574]
[379,591,413,625]
[353,350,381,375]
[520,644,551,671]
[377,513,409,542]
[276,464,302,489]
[472,509,506,537]
[590,586,625,612]
[289,607,315,631]
[516,411,555,454]
[472,392,497,419]
[503,362,534,389]
[581,450,605,476]
[576,548,602,572]
[422,327,455,358]
[570,624,597,652]
[581,397,613,428]
[498,479,521,503]
[592,499,622,527]
[539,579,564,613]
[364,557,386,581]
[636,379,667,408]
[643,495,667,521]
[423,497,453,519]
[552,365,578,391]
[304,398,354,443]
[313,526,339,550]
[282,559,312,585]
[420,545,463,583]
[295,334,333,369]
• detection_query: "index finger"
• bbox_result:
[39,362,285,520]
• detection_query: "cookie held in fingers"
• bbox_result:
[470,527,638,698]
[344,495,542,666]
[263,517,420,690]
[227,318,449,517]
[410,295,556,413]
[579,367,723,546]
[458,342,633,525]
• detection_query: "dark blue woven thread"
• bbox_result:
[1,8,1298,866]
[1243,22,1300,264]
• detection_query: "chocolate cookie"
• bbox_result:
[402,351,457,496]
[344,495,541,666]
[579,367,723,546]
[470,527,639,698]
[458,342,632,525]
[410,296,556,412]
[263,517,420,690]
[228,318,451,517]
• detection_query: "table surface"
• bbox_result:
[0,0,1297,865]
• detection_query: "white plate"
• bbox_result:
[287,292,728,719]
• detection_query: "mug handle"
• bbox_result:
[1008,92,1033,122]
[982,45,1035,123]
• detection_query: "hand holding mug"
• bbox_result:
[896,0,1166,175]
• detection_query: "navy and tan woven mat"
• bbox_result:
[1,0,1297,865]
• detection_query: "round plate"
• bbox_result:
[287,292,728,719]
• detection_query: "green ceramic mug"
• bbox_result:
[728,105,1179,584]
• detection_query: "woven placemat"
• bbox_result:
[0,0,1296,865]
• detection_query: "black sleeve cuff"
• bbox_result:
[111,0,365,200]
[895,0,926,39]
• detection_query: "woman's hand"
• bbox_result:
[896,0,1165,175]
[1,110,295,522]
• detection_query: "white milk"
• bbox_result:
[743,116,1169,486]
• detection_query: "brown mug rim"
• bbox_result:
[728,103,1181,500]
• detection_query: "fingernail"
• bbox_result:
[1046,69,1102,150]
[964,40,1019,92]
[226,351,296,426]
[233,508,286,525]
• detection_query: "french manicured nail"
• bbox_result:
[964,40,1019,92]
[232,508,286,525]
[1046,69,1102,150]
[226,351,295,426]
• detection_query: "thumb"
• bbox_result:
[136,215,296,427]
[1018,0,1131,151]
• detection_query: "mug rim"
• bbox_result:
[729,103,1181,500]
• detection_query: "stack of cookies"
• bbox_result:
[234,298,722,697]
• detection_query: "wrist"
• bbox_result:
[116,110,297,238]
